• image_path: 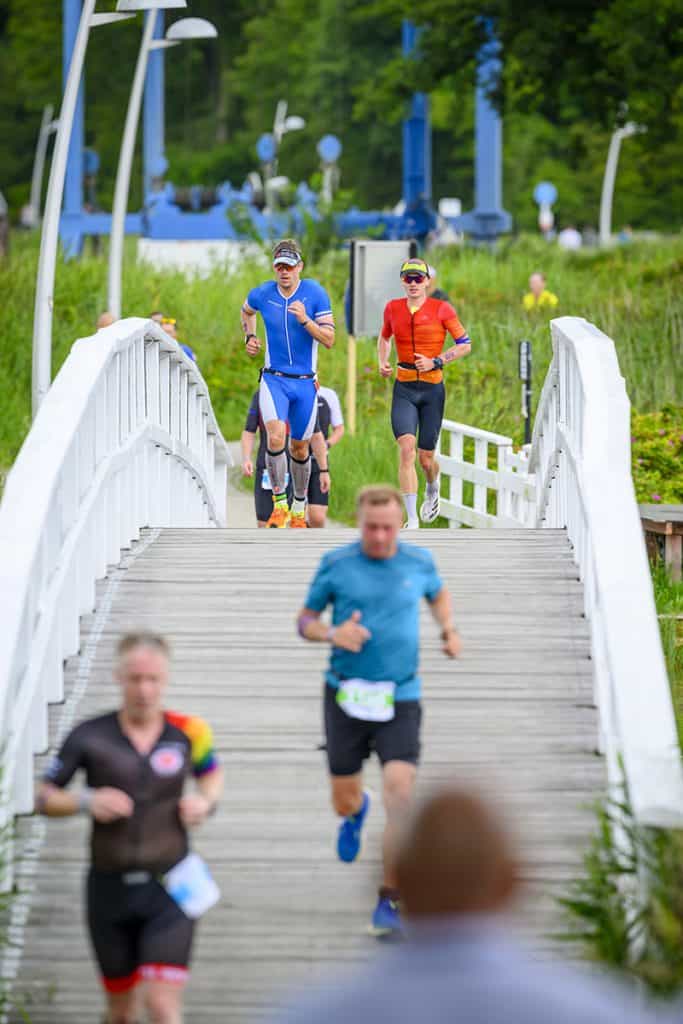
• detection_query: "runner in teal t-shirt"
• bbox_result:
[297,485,462,938]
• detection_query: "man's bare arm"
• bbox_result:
[241,301,257,337]
[441,341,471,364]
[378,333,393,376]
[428,588,462,658]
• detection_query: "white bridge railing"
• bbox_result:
[437,316,683,827]
[0,318,230,834]
[436,421,536,528]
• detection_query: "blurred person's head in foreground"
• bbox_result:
[160,316,178,340]
[96,311,115,330]
[395,786,519,919]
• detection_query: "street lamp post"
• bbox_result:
[108,7,217,319]
[31,1,134,419]
[599,121,646,246]
[108,0,185,321]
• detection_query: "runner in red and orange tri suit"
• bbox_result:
[378,258,472,529]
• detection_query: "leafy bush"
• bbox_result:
[632,406,683,505]
[561,787,683,997]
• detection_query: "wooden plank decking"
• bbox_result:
[6,528,604,1022]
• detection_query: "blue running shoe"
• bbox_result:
[369,892,402,939]
[337,791,370,863]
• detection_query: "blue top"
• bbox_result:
[304,541,443,701]
[246,279,334,375]
[266,916,662,1024]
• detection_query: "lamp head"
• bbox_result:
[166,17,218,40]
[116,0,187,10]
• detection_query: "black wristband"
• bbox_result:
[301,319,310,328]
[244,333,256,345]
[318,469,330,474]
[432,356,444,370]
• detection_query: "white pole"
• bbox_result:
[108,10,158,320]
[29,104,55,228]
[32,0,98,418]
[599,128,623,247]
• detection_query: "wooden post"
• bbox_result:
[347,334,357,436]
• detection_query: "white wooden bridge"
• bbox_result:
[0,317,681,1022]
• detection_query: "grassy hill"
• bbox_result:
[1,232,682,519]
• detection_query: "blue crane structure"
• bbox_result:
[58,3,511,254]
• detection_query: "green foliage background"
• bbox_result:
[1,233,681,525]
[1,0,682,232]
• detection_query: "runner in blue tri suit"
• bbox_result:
[241,239,335,528]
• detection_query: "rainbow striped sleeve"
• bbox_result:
[166,711,219,777]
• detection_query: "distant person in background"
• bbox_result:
[426,265,452,304]
[308,385,344,528]
[160,315,197,363]
[522,273,558,312]
[241,389,293,527]
[557,225,583,251]
[96,311,115,330]
[241,390,331,527]
[269,785,666,1024]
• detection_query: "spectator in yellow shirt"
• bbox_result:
[522,272,558,311]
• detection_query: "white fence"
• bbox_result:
[436,420,536,528]
[529,316,683,826]
[437,316,683,826]
[0,319,230,831]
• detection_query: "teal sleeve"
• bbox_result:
[424,553,443,602]
[305,555,334,611]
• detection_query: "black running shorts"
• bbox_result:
[87,869,194,993]
[324,683,422,776]
[308,464,329,508]
[391,379,445,452]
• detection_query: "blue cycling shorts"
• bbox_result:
[259,374,318,441]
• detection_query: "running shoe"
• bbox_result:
[267,506,290,528]
[289,511,308,529]
[369,892,403,938]
[337,791,370,863]
[402,519,420,530]
[419,488,441,523]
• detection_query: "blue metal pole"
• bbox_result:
[454,19,511,242]
[143,10,165,199]
[62,0,84,250]
[401,21,431,210]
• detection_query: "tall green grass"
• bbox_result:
[1,233,682,525]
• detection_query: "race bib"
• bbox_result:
[336,679,396,723]
[163,853,220,919]
[262,469,290,491]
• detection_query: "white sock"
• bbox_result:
[403,493,418,521]
[291,496,306,516]
[426,475,440,496]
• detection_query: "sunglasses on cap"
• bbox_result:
[402,273,427,284]
[161,317,176,325]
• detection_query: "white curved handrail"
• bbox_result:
[0,319,230,833]
[529,316,683,827]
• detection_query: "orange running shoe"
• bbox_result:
[267,506,291,529]
[289,511,308,529]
